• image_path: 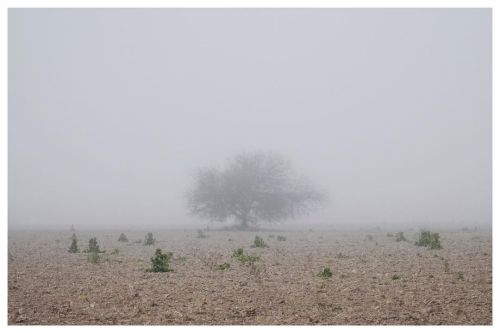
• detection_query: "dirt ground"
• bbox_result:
[8,228,492,325]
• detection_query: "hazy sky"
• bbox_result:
[9,9,491,229]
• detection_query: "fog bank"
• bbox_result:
[9,9,491,230]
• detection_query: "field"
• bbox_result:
[8,228,492,325]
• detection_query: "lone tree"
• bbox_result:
[187,152,326,230]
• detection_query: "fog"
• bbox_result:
[8,9,491,230]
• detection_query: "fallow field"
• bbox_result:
[8,228,492,325]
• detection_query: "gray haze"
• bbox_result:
[9,9,491,230]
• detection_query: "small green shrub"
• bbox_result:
[456,271,464,280]
[268,234,275,239]
[232,247,259,263]
[111,248,120,255]
[395,232,407,242]
[70,233,78,241]
[232,247,244,257]
[144,232,155,246]
[118,233,128,242]
[84,237,104,253]
[217,262,230,271]
[148,248,173,272]
[391,274,401,280]
[318,267,333,279]
[277,235,287,241]
[251,235,268,248]
[239,253,260,263]
[415,230,441,249]
[68,238,79,253]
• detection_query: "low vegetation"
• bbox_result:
[148,249,173,272]
[216,262,230,271]
[232,247,244,257]
[232,247,260,263]
[277,235,287,241]
[251,235,268,248]
[443,258,450,273]
[118,233,128,242]
[318,267,333,279]
[238,253,260,263]
[415,230,442,249]
[84,237,104,253]
[68,238,79,253]
[143,232,155,246]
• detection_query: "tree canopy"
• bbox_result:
[187,152,326,229]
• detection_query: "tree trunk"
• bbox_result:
[239,214,250,230]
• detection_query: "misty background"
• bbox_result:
[8,9,491,230]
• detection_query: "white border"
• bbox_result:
[0,0,497,8]
[1,1,496,333]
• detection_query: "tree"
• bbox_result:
[187,152,326,229]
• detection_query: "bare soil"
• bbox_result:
[8,228,492,325]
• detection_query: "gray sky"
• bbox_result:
[9,9,491,229]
